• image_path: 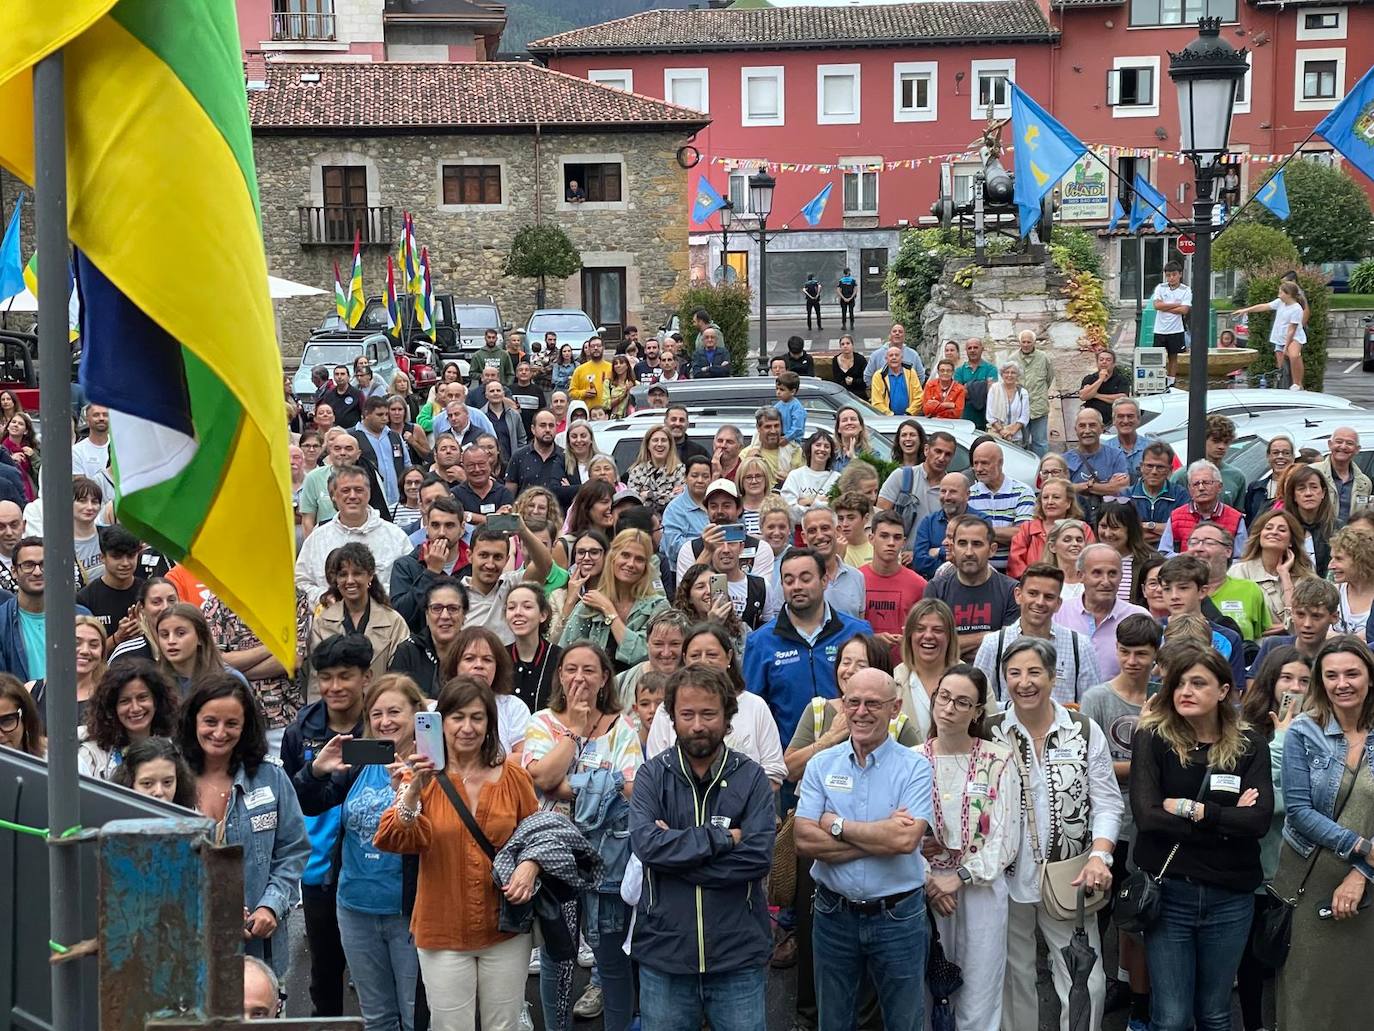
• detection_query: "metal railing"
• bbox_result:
[297,205,394,247]
[271,9,337,41]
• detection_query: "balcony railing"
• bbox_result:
[297,206,395,247]
[271,10,337,41]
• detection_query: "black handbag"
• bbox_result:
[1114,767,1212,934]
[434,773,577,962]
[1252,771,1356,970]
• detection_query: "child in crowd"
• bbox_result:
[1248,576,1340,679]
[634,672,667,750]
[834,491,874,568]
[774,371,806,446]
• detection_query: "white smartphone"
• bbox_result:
[415,712,445,768]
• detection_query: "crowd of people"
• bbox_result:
[2,319,1373,1031]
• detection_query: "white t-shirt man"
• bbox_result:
[1268,299,1307,351]
[1150,282,1192,335]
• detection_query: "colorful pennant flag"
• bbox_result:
[0,0,298,664]
[22,247,81,340]
[1129,174,1170,234]
[414,246,433,339]
[404,213,422,296]
[333,261,348,322]
[1314,63,1374,184]
[1010,84,1087,238]
[691,177,729,224]
[1256,169,1290,220]
[800,183,833,226]
[0,194,25,303]
[385,255,401,338]
[345,229,365,328]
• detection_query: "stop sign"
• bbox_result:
[1177,235,1197,255]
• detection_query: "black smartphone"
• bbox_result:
[342,738,396,767]
[486,513,521,535]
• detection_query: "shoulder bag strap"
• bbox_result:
[1008,734,1043,865]
[435,772,499,864]
[1288,764,1359,900]
[1071,634,1081,703]
[1155,765,1213,880]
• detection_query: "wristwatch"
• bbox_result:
[1089,849,1114,868]
[829,816,845,839]
[956,867,973,885]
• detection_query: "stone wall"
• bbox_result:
[254,129,694,354]
[1329,307,1373,352]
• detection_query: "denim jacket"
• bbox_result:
[1280,713,1374,883]
[223,759,311,974]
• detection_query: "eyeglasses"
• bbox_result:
[933,690,979,713]
[0,711,21,733]
[427,603,464,617]
[16,560,43,573]
[574,548,604,559]
[841,696,896,712]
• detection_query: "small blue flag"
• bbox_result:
[1010,83,1087,238]
[1314,63,1374,185]
[1107,197,1125,232]
[691,177,728,225]
[0,194,24,303]
[1256,169,1290,220]
[800,183,833,227]
[1129,173,1169,234]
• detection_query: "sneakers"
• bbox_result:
[528,947,541,975]
[770,932,798,969]
[577,937,595,968]
[573,984,604,1019]
[1290,383,1303,391]
[518,1002,536,1031]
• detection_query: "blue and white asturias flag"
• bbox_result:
[1010,83,1087,238]
[691,177,729,224]
[1107,197,1125,233]
[1314,63,1374,184]
[800,183,833,226]
[1256,169,1290,220]
[1128,174,1169,234]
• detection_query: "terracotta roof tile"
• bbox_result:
[527,1,1056,53]
[248,61,711,131]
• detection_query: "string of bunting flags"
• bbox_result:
[710,145,1314,175]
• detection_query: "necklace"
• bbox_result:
[922,738,982,864]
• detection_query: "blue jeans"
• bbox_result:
[336,904,419,1031]
[1027,415,1049,457]
[1144,877,1254,1031]
[812,886,928,1031]
[638,964,767,1031]
[540,901,634,1031]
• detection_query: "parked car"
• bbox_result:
[1214,411,1374,486]
[525,309,599,350]
[1103,387,1361,446]
[451,299,510,362]
[291,332,401,414]
[655,314,681,345]
[1320,260,1361,294]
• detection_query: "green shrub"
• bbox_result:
[884,228,974,342]
[1350,259,1374,296]
[1245,160,1374,265]
[676,281,753,375]
[504,224,581,308]
[1049,225,1103,277]
[1241,264,1329,390]
[1214,222,1300,273]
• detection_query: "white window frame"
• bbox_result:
[1294,48,1345,111]
[1108,56,1161,118]
[663,67,709,113]
[727,172,757,218]
[817,63,861,125]
[1233,49,1253,114]
[741,65,785,127]
[1297,6,1346,40]
[588,69,633,92]
[893,61,938,123]
[952,159,982,206]
[556,152,628,213]
[970,59,1015,120]
[841,157,880,216]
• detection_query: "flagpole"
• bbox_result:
[34,48,82,1031]
[1079,148,1190,235]
[1212,126,1320,237]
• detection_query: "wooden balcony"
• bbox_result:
[297,206,395,248]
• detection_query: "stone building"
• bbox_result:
[248,61,709,352]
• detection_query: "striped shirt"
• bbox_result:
[968,476,1036,532]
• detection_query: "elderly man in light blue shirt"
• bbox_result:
[795,667,933,1031]
[863,324,927,383]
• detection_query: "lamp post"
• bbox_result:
[719,199,733,281]
[1168,17,1249,464]
[748,165,776,373]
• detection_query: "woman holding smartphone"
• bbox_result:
[297,675,427,1031]
[376,677,541,1031]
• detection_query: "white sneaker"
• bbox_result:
[577,937,594,968]
[573,984,604,1018]
[519,1002,536,1031]
[528,946,541,975]
[1290,383,1303,391]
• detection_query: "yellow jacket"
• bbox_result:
[869,367,923,416]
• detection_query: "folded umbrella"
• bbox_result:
[926,908,964,1031]
[1062,885,1099,1031]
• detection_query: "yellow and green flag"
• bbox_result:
[0,0,298,665]
[346,229,364,328]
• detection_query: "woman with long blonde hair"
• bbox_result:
[893,598,962,740]
[625,424,684,514]
[1008,477,1090,577]
[558,529,667,671]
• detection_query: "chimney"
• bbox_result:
[244,50,268,91]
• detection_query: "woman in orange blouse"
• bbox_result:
[1007,476,1094,578]
[375,676,541,1031]
[922,358,967,419]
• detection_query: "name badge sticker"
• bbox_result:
[824,773,854,792]
[1211,774,1242,793]
[243,787,276,810]
[1218,600,1244,615]
[709,816,732,831]
[1046,748,1077,763]
[967,782,990,797]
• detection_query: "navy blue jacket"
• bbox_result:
[0,594,90,682]
[281,699,364,887]
[690,346,732,379]
[742,604,873,739]
[630,745,775,976]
